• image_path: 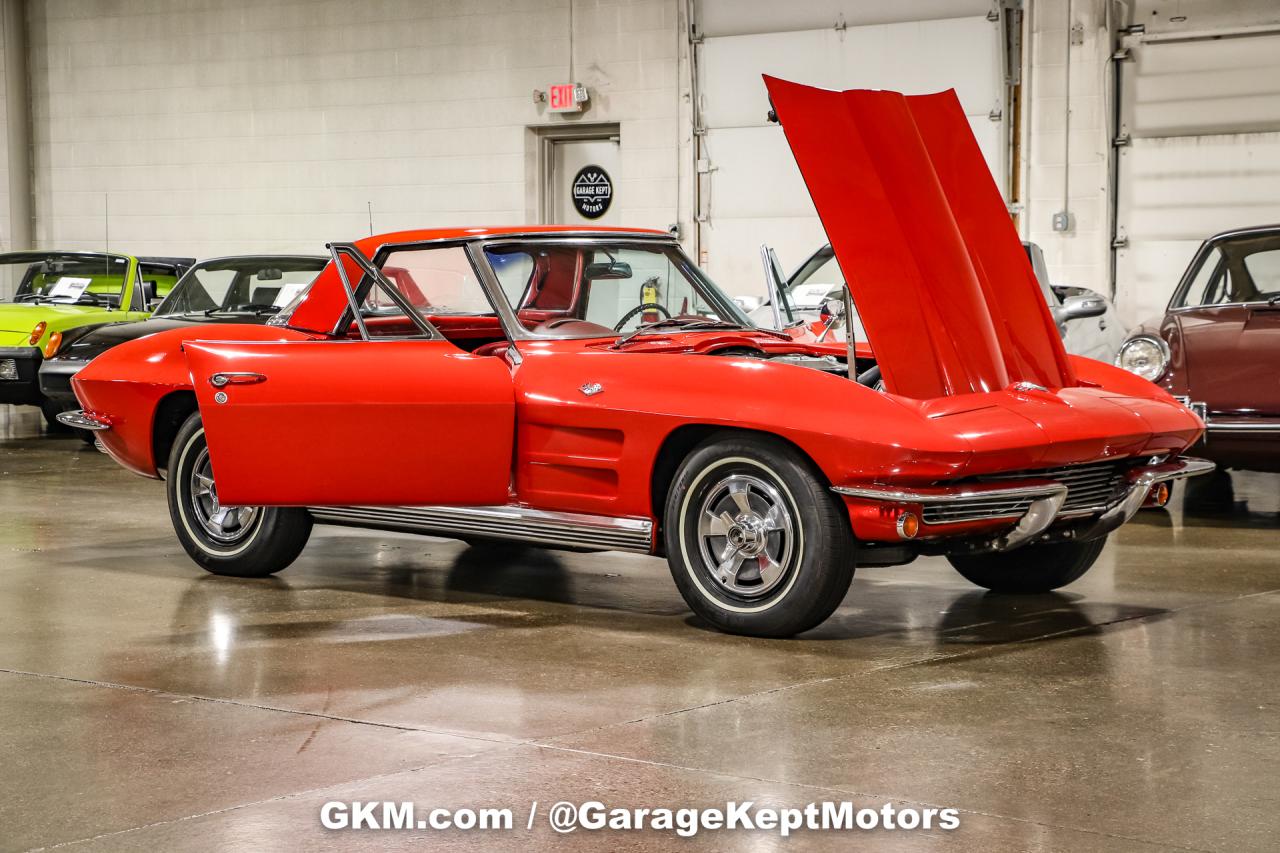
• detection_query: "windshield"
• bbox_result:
[483,242,750,337]
[2,253,131,308]
[156,256,327,316]
[1174,232,1280,308]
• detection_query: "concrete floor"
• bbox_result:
[2,406,1278,852]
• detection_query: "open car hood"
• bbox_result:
[764,76,1074,400]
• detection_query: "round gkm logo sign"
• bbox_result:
[571,165,613,219]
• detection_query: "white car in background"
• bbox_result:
[745,241,1127,363]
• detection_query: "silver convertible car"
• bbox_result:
[747,241,1127,363]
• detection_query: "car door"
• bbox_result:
[186,339,514,507]
[185,242,515,508]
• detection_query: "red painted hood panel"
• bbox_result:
[916,386,1202,475]
[764,76,1073,400]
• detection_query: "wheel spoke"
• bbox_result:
[208,507,231,532]
[727,480,753,515]
[716,543,744,582]
[757,554,784,588]
[762,504,786,532]
[701,510,734,538]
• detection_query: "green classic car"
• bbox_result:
[0,250,193,426]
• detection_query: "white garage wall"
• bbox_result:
[1113,29,1280,324]
[1021,0,1114,304]
[692,0,1006,299]
[23,0,684,259]
[0,17,11,252]
[1022,0,1280,329]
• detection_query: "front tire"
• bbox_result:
[664,433,855,637]
[167,412,312,577]
[947,536,1107,593]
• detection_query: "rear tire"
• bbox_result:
[947,536,1107,593]
[167,412,312,577]
[663,433,855,637]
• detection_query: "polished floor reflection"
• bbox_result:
[2,406,1277,851]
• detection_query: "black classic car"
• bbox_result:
[39,255,327,425]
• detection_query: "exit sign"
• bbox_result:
[548,83,587,113]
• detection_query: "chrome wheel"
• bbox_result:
[189,447,260,544]
[696,473,796,598]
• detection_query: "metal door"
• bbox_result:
[550,137,621,226]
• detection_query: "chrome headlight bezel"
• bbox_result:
[1116,335,1170,382]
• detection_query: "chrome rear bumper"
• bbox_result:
[834,457,1215,551]
[55,409,111,431]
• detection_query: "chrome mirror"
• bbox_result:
[816,298,844,342]
[1057,293,1107,323]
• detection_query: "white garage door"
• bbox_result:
[1114,29,1280,325]
[693,0,1006,299]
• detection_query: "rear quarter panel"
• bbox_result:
[72,324,315,476]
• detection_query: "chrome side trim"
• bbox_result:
[55,410,110,431]
[307,504,654,553]
[833,481,1066,504]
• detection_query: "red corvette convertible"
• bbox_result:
[65,78,1210,637]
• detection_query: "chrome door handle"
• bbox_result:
[209,372,266,387]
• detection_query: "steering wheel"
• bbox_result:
[613,303,670,331]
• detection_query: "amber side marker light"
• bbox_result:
[896,512,920,539]
[42,331,63,358]
[1149,482,1171,508]
[28,322,46,345]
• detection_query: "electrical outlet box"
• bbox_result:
[1052,210,1073,232]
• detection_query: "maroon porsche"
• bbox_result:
[1118,225,1280,472]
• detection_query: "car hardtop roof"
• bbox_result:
[0,249,135,262]
[189,253,330,265]
[350,225,673,255]
[1207,224,1280,243]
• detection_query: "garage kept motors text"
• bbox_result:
[572,166,613,219]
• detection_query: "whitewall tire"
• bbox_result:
[663,433,855,637]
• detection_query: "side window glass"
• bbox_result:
[1181,248,1222,307]
[376,246,494,316]
[1243,249,1280,297]
[488,251,535,306]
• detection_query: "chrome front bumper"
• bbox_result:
[55,409,111,431]
[834,457,1215,551]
